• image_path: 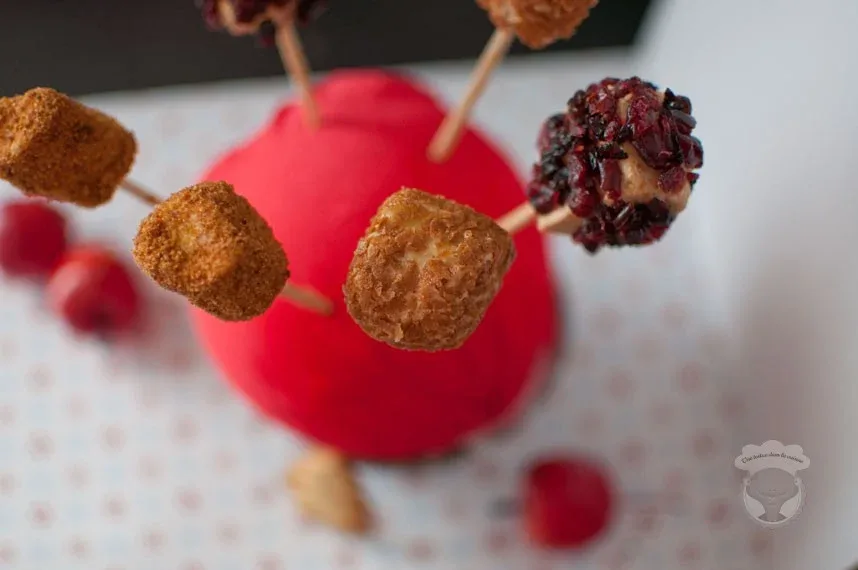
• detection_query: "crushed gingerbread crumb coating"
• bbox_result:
[477,0,599,49]
[344,188,516,352]
[132,181,289,322]
[0,88,137,208]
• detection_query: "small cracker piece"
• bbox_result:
[287,447,371,534]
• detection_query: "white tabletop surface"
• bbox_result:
[0,52,764,569]
[639,1,858,568]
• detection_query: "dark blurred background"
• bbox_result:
[0,0,653,96]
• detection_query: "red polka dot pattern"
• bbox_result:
[0,67,753,568]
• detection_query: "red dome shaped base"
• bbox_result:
[190,70,559,460]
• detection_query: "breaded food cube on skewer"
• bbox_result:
[200,0,326,35]
[428,0,598,162]
[478,0,599,49]
[345,188,516,352]
[527,77,703,252]
[132,181,288,322]
[197,0,326,128]
[0,88,136,208]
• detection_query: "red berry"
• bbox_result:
[0,201,68,278]
[522,456,614,549]
[46,246,141,335]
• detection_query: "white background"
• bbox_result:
[638,0,858,567]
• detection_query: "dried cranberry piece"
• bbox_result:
[664,89,692,114]
[579,240,601,254]
[589,92,617,117]
[574,219,605,253]
[541,142,568,175]
[632,133,668,170]
[540,156,560,180]
[687,172,700,187]
[236,0,280,23]
[234,0,290,25]
[599,160,623,202]
[628,104,679,169]
[198,0,221,28]
[602,121,620,141]
[658,167,688,194]
[648,224,669,241]
[538,114,566,150]
[569,188,600,218]
[614,123,632,143]
[587,115,607,139]
[677,135,704,169]
[256,21,277,46]
[600,77,622,90]
[550,171,572,205]
[566,154,589,190]
[594,143,628,160]
[660,114,680,153]
[587,152,600,173]
[527,180,557,214]
[627,95,661,132]
[613,204,634,228]
[296,0,327,21]
[568,123,586,138]
[641,114,679,168]
[573,200,676,253]
[671,110,697,135]
[568,91,587,115]
[649,200,672,222]
[624,227,649,244]
[612,81,633,100]
[198,0,326,32]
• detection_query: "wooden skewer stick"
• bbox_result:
[496,202,584,237]
[120,179,333,316]
[427,28,516,163]
[535,207,583,236]
[274,21,321,130]
[496,201,536,235]
[212,1,319,128]
[279,282,334,316]
[119,179,162,207]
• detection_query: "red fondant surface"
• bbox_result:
[190,69,559,459]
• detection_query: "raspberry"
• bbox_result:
[523,455,615,549]
[0,201,68,278]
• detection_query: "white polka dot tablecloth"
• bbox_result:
[0,55,766,570]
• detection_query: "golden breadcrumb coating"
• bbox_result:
[132,181,289,321]
[477,0,599,49]
[344,188,516,351]
[0,88,137,208]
